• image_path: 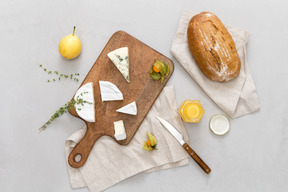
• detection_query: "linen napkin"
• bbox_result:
[171,10,260,118]
[65,86,190,192]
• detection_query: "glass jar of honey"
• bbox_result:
[178,100,205,123]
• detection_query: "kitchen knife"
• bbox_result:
[156,116,211,174]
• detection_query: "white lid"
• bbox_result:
[209,114,230,135]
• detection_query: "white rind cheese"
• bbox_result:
[116,101,137,115]
[114,120,126,141]
[99,81,123,101]
[74,82,95,122]
[107,47,130,83]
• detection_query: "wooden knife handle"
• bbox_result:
[183,143,211,174]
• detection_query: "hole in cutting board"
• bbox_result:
[74,154,82,162]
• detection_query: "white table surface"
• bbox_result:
[1,0,288,191]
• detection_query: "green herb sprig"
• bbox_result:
[39,64,80,82]
[39,92,92,132]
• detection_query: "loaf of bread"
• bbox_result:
[187,12,241,82]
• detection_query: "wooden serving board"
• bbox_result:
[68,31,174,168]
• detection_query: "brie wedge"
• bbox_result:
[99,81,123,101]
[114,120,126,141]
[107,47,130,83]
[74,82,95,122]
[116,101,137,115]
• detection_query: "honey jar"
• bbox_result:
[179,100,205,123]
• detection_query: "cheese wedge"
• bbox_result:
[99,81,123,101]
[107,47,130,83]
[74,82,95,122]
[114,120,126,141]
[116,101,137,115]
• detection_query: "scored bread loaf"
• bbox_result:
[187,12,241,82]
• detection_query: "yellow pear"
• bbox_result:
[59,26,82,59]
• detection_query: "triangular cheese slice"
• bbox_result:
[116,101,137,115]
[99,81,123,101]
[74,82,95,122]
[107,47,130,83]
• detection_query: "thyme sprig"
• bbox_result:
[39,64,80,82]
[39,92,92,132]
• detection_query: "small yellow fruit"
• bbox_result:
[59,26,82,59]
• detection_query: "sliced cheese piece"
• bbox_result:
[107,47,130,83]
[99,81,123,101]
[74,82,95,122]
[116,101,137,115]
[114,120,126,141]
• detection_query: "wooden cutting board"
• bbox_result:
[68,31,174,168]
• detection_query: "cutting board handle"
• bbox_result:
[68,125,103,168]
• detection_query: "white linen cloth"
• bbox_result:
[171,10,260,118]
[65,86,190,192]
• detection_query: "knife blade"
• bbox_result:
[156,116,211,174]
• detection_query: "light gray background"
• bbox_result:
[0,0,287,191]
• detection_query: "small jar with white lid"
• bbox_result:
[209,114,230,135]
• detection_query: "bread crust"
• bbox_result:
[187,12,241,82]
